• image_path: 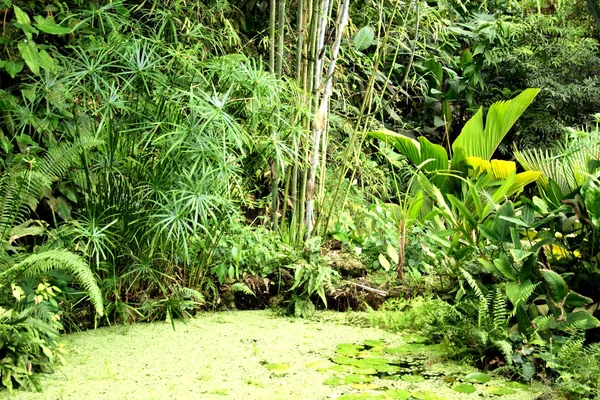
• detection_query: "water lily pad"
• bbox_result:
[360,357,390,366]
[343,374,375,384]
[372,364,400,374]
[487,386,517,395]
[407,335,428,344]
[264,363,289,371]
[327,364,356,373]
[324,376,345,386]
[385,389,412,400]
[411,390,442,400]
[385,344,425,354]
[364,339,386,347]
[336,344,364,356]
[338,394,385,400]
[351,383,379,390]
[332,356,362,366]
[464,372,491,383]
[452,384,476,394]
[400,374,425,383]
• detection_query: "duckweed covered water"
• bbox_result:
[2,310,547,400]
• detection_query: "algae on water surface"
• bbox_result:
[2,311,546,400]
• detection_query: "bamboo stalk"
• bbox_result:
[305,0,350,238]
[269,0,276,73]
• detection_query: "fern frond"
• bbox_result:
[230,282,255,296]
[37,136,102,182]
[1,250,104,316]
[495,339,515,365]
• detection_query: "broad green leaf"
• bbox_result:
[452,384,476,394]
[13,6,31,25]
[386,245,399,264]
[453,89,540,161]
[369,129,448,188]
[509,248,533,262]
[264,363,289,371]
[494,253,516,280]
[448,194,477,227]
[464,372,491,383]
[565,291,593,307]
[582,178,600,228]
[17,40,40,74]
[487,386,516,395]
[4,60,24,78]
[33,15,72,35]
[353,26,375,51]
[378,254,391,271]
[37,49,56,72]
[564,310,600,329]
[539,269,568,303]
[385,389,411,400]
[400,374,425,382]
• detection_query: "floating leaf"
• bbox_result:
[385,389,411,400]
[401,374,425,382]
[353,26,375,51]
[351,383,379,390]
[464,372,491,383]
[407,335,429,344]
[336,343,364,356]
[343,374,375,384]
[338,393,385,400]
[487,386,516,395]
[364,340,386,347]
[324,376,344,386]
[332,356,361,366]
[452,384,476,394]
[411,391,442,400]
[264,363,289,371]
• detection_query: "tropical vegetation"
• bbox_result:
[0,0,599,397]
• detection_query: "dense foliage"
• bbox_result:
[0,0,599,396]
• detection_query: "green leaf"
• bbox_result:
[385,389,411,400]
[452,384,476,394]
[464,372,491,383]
[386,245,399,265]
[400,374,425,382]
[487,386,516,396]
[4,60,24,78]
[13,6,31,25]
[540,269,569,303]
[582,178,600,228]
[353,26,375,51]
[37,49,56,72]
[33,15,72,35]
[378,254,391,271]
[17,40,40,74]
[565,291,593,307]
[509,249,533,262]
[452,89,540,161]
[264,363,289,371]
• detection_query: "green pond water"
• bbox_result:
[2,310,547,400]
